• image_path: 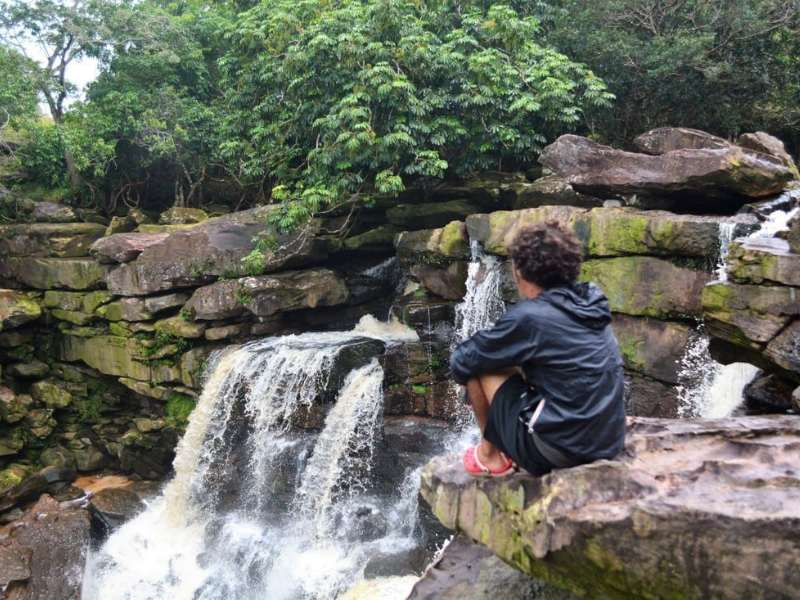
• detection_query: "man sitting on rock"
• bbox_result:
[451,222,626,477]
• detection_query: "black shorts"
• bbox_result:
[483,374,554,476]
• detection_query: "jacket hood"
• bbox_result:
[539,282,611,329]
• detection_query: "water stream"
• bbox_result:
[82,317,435,600]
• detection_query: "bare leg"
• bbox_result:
[465,369,516,471]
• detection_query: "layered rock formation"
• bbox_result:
[420,416,800,600]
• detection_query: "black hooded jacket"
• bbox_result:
[450,282,626,461]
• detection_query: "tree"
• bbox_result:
[534,0,800,148]
[0,46,39,134]
[0,0,120,189]
[221,0,613,231]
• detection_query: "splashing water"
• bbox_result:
[82,320,432,600]
[748,188,800,239]
[714,222,737,283]
[453,241,507,342]
[676,327,760,419]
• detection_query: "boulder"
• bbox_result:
[104,208,330,296]
[30,380,73,408]
[408,535,570,600]
[421,416,800,600]
[0,223,106,258]
[395,221,469,263]
[703,282,800,347]
[411,262,468,300]
[612,315,690,384]
[1,257,108,290]
[154,315,206,339]
[7,360,49,379]
[0,290,41,331]
[0,466,76,512]
[624,372,679,418]
[511,175,602,210]
[0,494,90,600]
[786,213,800,254]
[30,201,77,223]
[104,215,136,236]
[765,319,800,375]
[737,132,798,173]
[158,206,208,225]
[342,225,398,254]
[143,292,189,315]
[744,373,795,413]
[633,127,730,154]
[89,487,144,530]
[727,237,800,287]
[185,268,349,320]
[540,134,794,201]
[580,257,710,319]
[90,232,170,264]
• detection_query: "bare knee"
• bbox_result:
[478,369,518,404]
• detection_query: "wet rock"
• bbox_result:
[612,315,690,384]
[90,231,170,264]
[408,535,571,600]
[765,319,800,375]
[540,134,794,201]
[1,257,108,290]
[395,221,469,263]
[745,373,794,413]
[580,257,710,319]
[727,237,800,287]
[0,223,106,258]
[30,201,77,223]
[158,206,209,225]
[185,268,349,320]
[703,282,800,347]
[105,208,329,296]
[411,262,468,300]
[421,416,800,600]
[0,290,41,331]
[0,494,90,600]
[633,127,730,154]
[89,487,144,529]
[624,371,679,418]
[511,175,602,210]
[40,446,77,470]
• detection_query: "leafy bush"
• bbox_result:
[15,120,68,188]
[221,0,613,229]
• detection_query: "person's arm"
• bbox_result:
[450,305,540,384]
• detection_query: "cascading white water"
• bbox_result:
[453,241,507,342]
[714,222,737,283]
[748,188,800,239]
[82,317,429,600]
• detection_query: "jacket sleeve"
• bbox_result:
[449,306,540,384]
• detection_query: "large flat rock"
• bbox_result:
[0,222,106,258]
[0,257,108,290]
[420,416,800,600]
[540,134,794,200]
[104,208,330,296]
[727,237,800,287]
[465,207,756,259]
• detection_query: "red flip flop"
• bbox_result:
[463,445,514,477]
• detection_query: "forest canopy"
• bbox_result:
[1,0,799,226]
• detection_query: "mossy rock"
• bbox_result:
[580,257,710,319]
[158,207,209,225]
[0,290,41,331]
[154,315,206,339]
[2,257,108,290]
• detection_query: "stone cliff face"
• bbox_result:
[0,127,798,595]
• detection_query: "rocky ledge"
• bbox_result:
[420,416,800,600]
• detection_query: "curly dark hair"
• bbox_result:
[509,222,583,288]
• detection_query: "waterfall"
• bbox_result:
[748,188,800,239]
[453,241,506,342]
[82,317,432,600]
[714,222,737,283]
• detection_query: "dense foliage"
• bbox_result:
[1,0,799,227]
